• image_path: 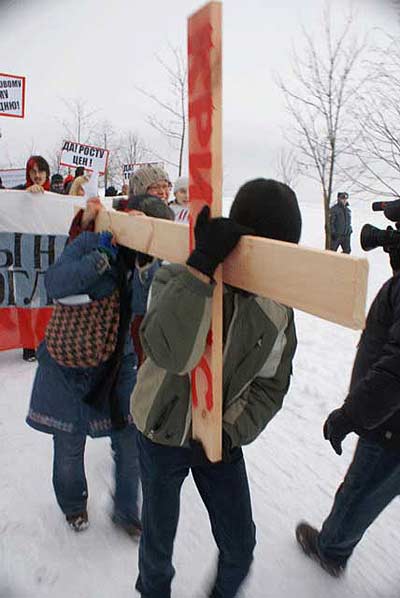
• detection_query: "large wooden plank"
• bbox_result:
[94,210,369,330]
[188,1,223,462]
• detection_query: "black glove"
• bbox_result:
[186,206,252,278]
[323,407,355,456]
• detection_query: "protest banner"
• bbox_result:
[122,161,165,180]
[0,72,26,118]
[0,168,25,188]
[0,190,86,350]
[60,140,109,175]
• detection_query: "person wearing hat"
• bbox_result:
[26,192,173,536]
[329,192,352,254]
[169,175,189,223]
[129,165,171,204]
[130,178,302,598]
[50,174,65,194]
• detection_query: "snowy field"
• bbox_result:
[1,198,400,598]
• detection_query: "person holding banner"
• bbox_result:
[26,194,173,535]
[14,156,51,361]
[131,178,302,598]
[129,164,171,204]
[15,155,51,193]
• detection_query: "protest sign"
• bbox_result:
[0,73,26,118]
[0,190,86,350]
[60,140,109,174]
[122,161,165,180]
[0,168,25,188]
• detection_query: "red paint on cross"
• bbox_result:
[188,13,215,412]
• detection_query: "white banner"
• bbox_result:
[60,141,109,175]
[0,73,26,118]
[0,168,25,189]
[0,190,87,234]
[123,161,165,180]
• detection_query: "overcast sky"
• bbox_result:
[0,0,398,197]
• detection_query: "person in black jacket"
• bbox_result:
[330,192,352,254]
[295,247,400,577]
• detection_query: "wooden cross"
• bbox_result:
[95,1,369,462]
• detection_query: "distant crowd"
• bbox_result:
[0,154,190,222]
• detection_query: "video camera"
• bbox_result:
[360,199,400,251]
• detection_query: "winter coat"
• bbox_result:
[130,264,297,449]
[26,232,157,438]
[344,272,400,445]
[169,203,189,223]
[330,202,352,238]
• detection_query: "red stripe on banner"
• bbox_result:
[0,307,53,351]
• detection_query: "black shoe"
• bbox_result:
[111,514,142,539]
[295,522,345,578]
[22,348,36,362]
[66,511,89,532]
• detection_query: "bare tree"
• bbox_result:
[275,148,301,189]
[110,130,150,188]
[137,46,187,175]
[119,130,147,167]
[93,119,119,189]
[61,98,98,144]
[351,36,400,197]
[46,143,62,174]
[278,7,368,248]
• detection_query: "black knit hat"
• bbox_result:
[229,178,302,244]
[51,173,63,184]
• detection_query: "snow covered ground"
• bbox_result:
[1,198,400,598]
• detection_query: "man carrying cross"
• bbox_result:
[130,178,302,598]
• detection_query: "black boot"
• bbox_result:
[295,522,346,578]
[111,513,142,540]
[66,511,89,532]
[22,348,36,362]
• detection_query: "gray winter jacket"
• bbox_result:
[330,202,352,238]
[130,264,297,448]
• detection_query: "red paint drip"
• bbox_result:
[191,356,214,411]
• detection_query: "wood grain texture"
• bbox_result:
[94,210,369,330]
[188,1,223,462]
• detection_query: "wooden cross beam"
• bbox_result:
[94,211,369,331]
[187,2,223,462]
[94,1,369,462]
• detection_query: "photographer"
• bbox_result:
[330,191,352,254]
[295,236,400,577]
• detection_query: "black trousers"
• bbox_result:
[331,235,351,254]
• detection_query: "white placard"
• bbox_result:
[0,168,25,188]
[123,161,164,180]
[60,140,109,175]
[0,73,26,118]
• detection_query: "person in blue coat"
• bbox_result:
[26,195,173,534]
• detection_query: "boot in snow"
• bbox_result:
[66,511,89,532]
[295,522,345,578]
[111,513,142,540]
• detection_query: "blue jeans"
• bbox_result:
[136,433,256,598]
[317,437,400,566]
[52,425,140,523]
